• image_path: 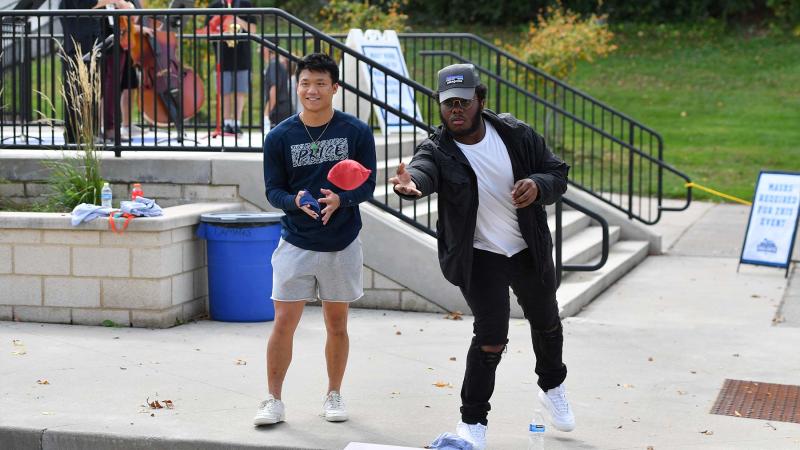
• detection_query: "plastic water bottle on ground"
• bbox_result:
[101,183,112,208]
[528,410,546,450]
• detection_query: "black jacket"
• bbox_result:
[398,109,569,288]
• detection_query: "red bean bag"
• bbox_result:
[327,159,372,191]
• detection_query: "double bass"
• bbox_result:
[119,12,205,127]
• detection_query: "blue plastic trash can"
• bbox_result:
[197,212,284,322]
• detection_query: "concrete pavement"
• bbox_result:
[2,201,799,449]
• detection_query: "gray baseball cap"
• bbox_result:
[437,64,480,103]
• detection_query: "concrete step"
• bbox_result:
[373,132,428,161]
[555,240,650,318]
[559,225,621,267]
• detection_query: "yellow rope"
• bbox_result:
[684,182,752,206]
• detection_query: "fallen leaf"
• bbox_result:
[395,331,402,335]
[646,447,654,450]
[680,111,687,117]
[235,359,247,365]
[424,405,430,408]
[732,353,740,357]
[449,357,457,361]
[163,400,174,409]
[150,413,155,417]
[419,328,424,332]
[41,412,53,415]
[120,367,127,370]
[773,316,785,324]
[765,422,776,430]
[36,379,50,385]
[677,390,687,395]
[433,381,453,388]
[648,357,654,362]
[390,391,400,395]
[12,340,24,346]
[700,430,714,435]
[734,410,742,417]
[751,294,761,298]
[11,350,26,356]
[444,311,463,321]
[616,425,623,429]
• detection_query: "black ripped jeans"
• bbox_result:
[459,247,567,426]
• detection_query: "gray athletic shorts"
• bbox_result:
[221,70,250,94]
[271,238,364,302]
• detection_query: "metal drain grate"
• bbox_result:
[711,379,800,423]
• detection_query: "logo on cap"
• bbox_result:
[445,75,464,85]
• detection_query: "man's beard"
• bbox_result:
[441,105,483,138]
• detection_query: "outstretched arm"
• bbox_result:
[392,143,438,200]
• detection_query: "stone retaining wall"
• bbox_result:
[0,203,240,327]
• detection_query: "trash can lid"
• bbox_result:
[200,211,284,224]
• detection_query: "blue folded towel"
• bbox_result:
[428,432,473,450]
[70,203,113,226]
[119,197,163,217]
[299,189,321,217]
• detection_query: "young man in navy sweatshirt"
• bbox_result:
[255,53,376,426]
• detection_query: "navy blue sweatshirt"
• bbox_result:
[263,111,377,252]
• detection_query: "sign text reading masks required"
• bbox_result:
[740,171,800,272]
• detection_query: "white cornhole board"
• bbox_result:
[739,170,800,277]
[344,443,422,450]
[335,29,425,135]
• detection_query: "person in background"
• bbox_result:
[59,0,127,143]
[261,37,293,133]
[208,0,257,135]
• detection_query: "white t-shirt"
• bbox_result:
[454,122,527,257]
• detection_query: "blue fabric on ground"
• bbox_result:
[70,203,113,226]
[119,197,163,217]
[428,432,474,450]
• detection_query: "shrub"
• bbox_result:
[318,0,409,33]
[511,3,617,80]
[42,44,105,211]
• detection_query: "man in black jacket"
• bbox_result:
[390,64,573,449]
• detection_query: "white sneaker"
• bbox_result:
[253,395,285,426]
[538,384,575,432]
[456,421,487,450]
[323,391,348,422]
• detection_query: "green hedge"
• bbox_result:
[266,0,797,29]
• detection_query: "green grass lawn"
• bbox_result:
[567,23,800,201]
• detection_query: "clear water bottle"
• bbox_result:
[528,410,545,450]
[101,183,112,208]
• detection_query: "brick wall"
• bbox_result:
[0,203,240,327]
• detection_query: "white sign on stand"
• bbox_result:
[335,29,424,135]
[740,171,800,276]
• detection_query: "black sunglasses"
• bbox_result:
[441,97,477,110]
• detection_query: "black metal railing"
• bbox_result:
[397,32,692,225]
[0,8,444,236]
[555,197,610,287]
[1,10,671,282]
